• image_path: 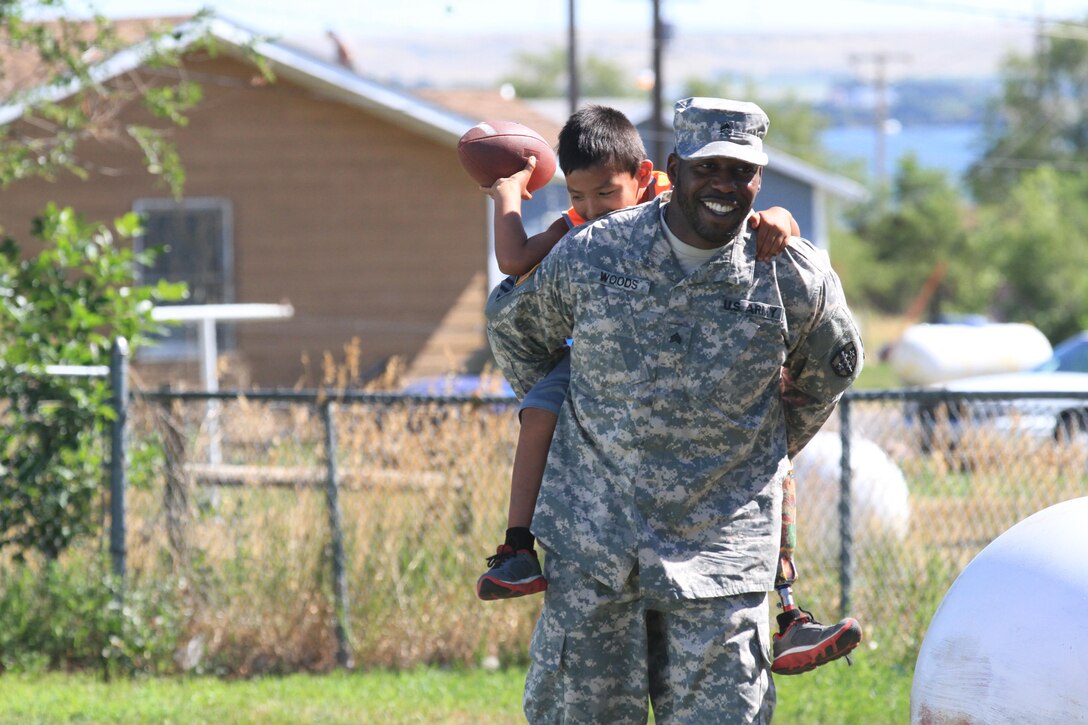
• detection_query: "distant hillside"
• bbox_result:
[304,26,1034,100]
[818,77,1001,125]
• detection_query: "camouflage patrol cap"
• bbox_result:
[673,97,770,166]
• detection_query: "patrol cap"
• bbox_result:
[673,97,770,166]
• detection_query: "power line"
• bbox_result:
[855,0,1086,26]
[972,156,1088,171]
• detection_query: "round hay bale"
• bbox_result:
[911,497,1088,724]
[792,432,911,556]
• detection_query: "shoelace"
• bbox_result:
[794,606,818,626]
[778,606,818,632]
[486,547,515,568]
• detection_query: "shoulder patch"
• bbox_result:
[831,342,859,378]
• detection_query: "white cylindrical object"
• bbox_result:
[888,323,1052,386]
[911,497,1088,724]
[792,432,911,556]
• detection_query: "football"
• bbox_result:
[457,120,557,193]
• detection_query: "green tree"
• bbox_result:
[0,2,208,560]
[760,96,837,169]
[680,76,843,171]
[581,54,630,97]
[971,166,1088,340]
[841,156,974,317]
[967,18,1088,202]
[680,74,736,99]
[0,1,211,195]
[0,205,186,560]
[499,47,633,98]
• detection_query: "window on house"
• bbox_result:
[134,198,234,360]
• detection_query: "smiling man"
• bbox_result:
[485,97,864,724]
[666,97,769,248]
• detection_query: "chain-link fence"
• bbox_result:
[9,372,1077,674]
[125,388,535,673]
[807,390,1088,660]
[114,385,1088,672]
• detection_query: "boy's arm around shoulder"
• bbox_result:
[750,205,800,261]
[775,240,864,457]
[486,237,575,398]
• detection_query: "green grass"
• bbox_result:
[0,654,911,724]
[0,668,525,724]
[774,650,912,724]
[853,358,901,390]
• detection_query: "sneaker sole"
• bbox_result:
[771,620,862,675]
[476,576,548,601]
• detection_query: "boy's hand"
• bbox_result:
[779,365,818,408]
[750,206,799,261]
[481,156,537,203]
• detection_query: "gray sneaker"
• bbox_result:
[772,607,862,675]
[476,544,547,600]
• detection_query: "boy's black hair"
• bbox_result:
[556,105,648,176]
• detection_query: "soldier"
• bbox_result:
[486,97,864,723]
[475,104,798,603]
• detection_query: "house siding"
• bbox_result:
[0,52,489,386]
[760,168,817,244]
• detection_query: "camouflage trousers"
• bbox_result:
[524,551,776,724]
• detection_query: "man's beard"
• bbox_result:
[671,173,750,248]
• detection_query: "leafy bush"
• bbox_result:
[0,204,185,560]
[0,550,183,677]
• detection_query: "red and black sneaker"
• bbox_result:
[771,607,862,675]
[476,544,548,600]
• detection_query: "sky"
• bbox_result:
[74,0,1088,40]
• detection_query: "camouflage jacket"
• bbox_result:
[486,194,863,598]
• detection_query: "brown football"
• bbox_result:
[457,120,557,192]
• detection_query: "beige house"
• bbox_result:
[0,16,562,387]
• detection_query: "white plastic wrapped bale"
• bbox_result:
[792,432,910,559]
[911,497,1088,724]
[887,323,1052,386]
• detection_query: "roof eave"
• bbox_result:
[207,18,472,148]
[0,15,475,150]
[766,147,869,203]
[0,17,211,126]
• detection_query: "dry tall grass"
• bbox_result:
[16,350,1084,676]
[123,391,539,675]
[119,390,1088,674]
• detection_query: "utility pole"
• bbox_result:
[651,0,668,166]
[1033,1,1048,86]
[850,52,910,191]
[568,0,579,116]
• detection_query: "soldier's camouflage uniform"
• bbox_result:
[486,192,862,724]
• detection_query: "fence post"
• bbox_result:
[320,400,354,669]
[838,396,854,617]
[109,337,129,582]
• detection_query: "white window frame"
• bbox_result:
[133,197,235,361]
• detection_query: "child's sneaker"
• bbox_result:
[771,607,862,675]
[476,544,547,600]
